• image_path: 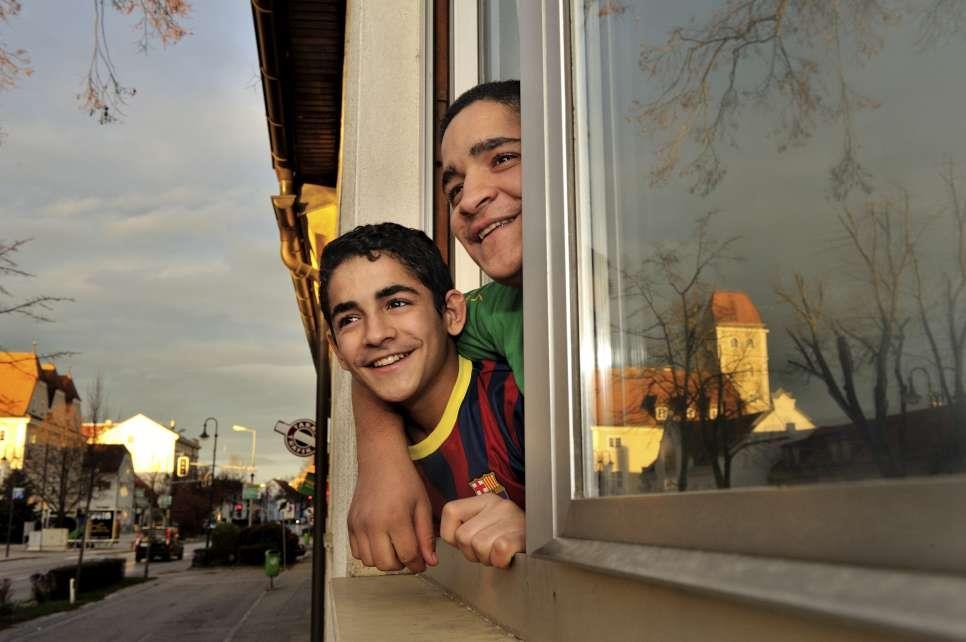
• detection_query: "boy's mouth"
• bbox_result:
[477,215,518,242]
[366,351,413,368]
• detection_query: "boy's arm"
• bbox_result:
[348,379,437,572]
[439,494,525,569]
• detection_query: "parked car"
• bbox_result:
[135,527,184,562]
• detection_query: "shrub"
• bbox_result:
[237,523,300,565]
[30,572,52,603]
[45,558,125,599]
[209,522,241,564]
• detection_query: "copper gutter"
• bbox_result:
[252,0,322,362]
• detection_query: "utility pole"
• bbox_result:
[200,418,219,554]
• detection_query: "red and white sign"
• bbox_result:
[274,419,316,457]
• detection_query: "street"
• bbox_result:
[0,548,311,641]
[0,540,206,604]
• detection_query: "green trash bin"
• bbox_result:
[264,549,281,578]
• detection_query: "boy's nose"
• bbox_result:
[364,315,395,345]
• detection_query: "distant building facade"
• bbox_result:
[86,414,184,481]
[84,444,136,537]
[0,352,83,470]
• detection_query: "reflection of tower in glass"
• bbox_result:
[705,291,771,414]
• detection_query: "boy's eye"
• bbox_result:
[387,298,410,310]
[336,314,359,329]
[446,183,463,207]
[493,152,518,167]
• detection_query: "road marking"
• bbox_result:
[222,588,267,642]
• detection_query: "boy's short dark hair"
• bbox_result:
[440,80,520,138]
[319,222,454,327]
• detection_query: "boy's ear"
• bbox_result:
[325,330,350,371]
[443,289,467,337]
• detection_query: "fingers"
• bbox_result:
[348,474,436,572]
[389,520,426,574]
[440,494,494,546]
[414,496,438,567]
[369,532,404,572]
[440,495,525,568]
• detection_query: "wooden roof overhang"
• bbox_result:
[251,0,346,363]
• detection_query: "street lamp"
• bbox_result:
[199,417,219,553]
[232,425,257,526]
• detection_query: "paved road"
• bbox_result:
[0,542,206,603]
[0,558,311,641]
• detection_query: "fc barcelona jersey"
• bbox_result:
[408,356,525,524]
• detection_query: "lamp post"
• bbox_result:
[199,417,219,552]
[232,425,257,526]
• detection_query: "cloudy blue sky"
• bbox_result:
[1,3,315,482]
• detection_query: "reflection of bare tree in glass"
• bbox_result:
[630,0,963,199]
[778,193,922,477]
[911,161,966,462]
[618,212,760,489]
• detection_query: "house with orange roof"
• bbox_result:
[590,291,814,493]
[0,352,84,470]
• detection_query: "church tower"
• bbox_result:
[706,291,771,414]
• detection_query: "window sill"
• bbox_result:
[329,574,517,641]
[425,539,966,641]
[535,537,966,641]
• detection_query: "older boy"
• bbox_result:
[349,81,524,572]
[322,223,525,568]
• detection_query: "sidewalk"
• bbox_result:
[230,554,312,641]
[0,533,136,563]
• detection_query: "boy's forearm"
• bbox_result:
[348,378,436,572]
[351,378,408,468]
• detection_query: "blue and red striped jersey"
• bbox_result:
[408,356,524,525]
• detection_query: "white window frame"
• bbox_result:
[519,0,966,575]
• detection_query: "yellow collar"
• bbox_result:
[408,355,472,461]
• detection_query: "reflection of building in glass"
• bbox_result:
[770,406,958,485]
[592,291,815,493]
[706,291,770,414]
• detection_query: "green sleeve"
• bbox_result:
[457,282,524,391]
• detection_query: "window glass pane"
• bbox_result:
[480,0,520,81]
[573,0,966,497]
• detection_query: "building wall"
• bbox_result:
[327,0,428,587]
[96,416,179,475]
[714,324,771,413]
[0,417,29,467]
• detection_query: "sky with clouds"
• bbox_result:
[1,3,315,482]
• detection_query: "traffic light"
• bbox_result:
[175,455,190,478]
[234,502,244,518]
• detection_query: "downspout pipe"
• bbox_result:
[271,167,330,642]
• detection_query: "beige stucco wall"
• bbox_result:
[327,0,428,596]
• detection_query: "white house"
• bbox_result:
[84,444,136,538]
[88,413,180,477]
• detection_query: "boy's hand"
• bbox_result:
[439,494,525,569]
[349,378,436,573]
[348,454,436,572]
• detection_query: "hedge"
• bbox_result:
[43,558,126,600]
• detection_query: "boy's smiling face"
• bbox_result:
[326,253,465,411]
[441,100,522,287]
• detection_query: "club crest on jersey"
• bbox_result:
[468,472,508,498]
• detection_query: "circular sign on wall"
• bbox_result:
[274,419,316,457]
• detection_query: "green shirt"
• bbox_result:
[457,282,524,391]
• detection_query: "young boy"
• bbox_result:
[349,80,524,573]
[321,222,525,569]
